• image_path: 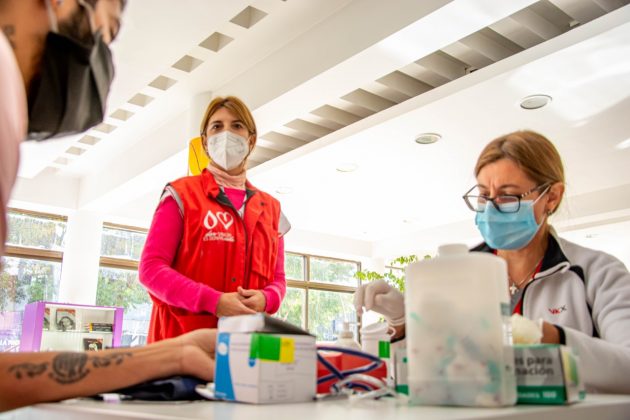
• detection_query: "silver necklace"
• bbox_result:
[509,257,543,296]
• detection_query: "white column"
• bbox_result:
[58,210,104,304]
[189,91,213,139]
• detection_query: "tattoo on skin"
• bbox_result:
[8,362,49,379]
[91,352,133,368]
[49,353,90,384]
[7,352,134,384]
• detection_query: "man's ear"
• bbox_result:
[43,0,65,32]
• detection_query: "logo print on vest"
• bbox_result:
[204,211,218,230]
[204,210,234,230]
[203,210,236,242]
[216,212,234,230]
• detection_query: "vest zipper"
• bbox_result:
[217,187,253,288]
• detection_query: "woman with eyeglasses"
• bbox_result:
[354,130,630,393]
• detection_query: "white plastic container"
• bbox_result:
[361,322,395,387]
[335,321,361,350]
[405,244,516,407]
[360,322,393,357]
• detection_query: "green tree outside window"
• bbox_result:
[310,257,358,286]
[95,268,151,311]
[284,253,305,280]
[6,212,66,251]
[276,287,305,328]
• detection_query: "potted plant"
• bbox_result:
[354,255,430,292]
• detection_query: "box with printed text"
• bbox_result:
[214,314,316,404]
[514,344,585,404]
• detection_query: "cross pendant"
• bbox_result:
[509,283,519,296]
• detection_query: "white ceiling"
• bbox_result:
[11,0,630,261]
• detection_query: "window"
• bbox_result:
[307,289,355,341]
[276,252,360,341]
[100,226,146,261]
[310,256,358,286]
[275,287,305,328]
[96,267,151,347]
[1,209,66,351]
[97,223,149,347]
[284,253,305,280]
[6,210,66,251]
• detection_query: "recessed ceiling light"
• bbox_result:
[275,186,293,194]
[615,138,630,150]
[414,133,441,145]
[520,94,552,110]
[336,162,358,172]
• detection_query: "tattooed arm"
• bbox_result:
[0,328,216,412]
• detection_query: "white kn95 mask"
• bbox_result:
[206,131,250,171]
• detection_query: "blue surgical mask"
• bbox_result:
[475,193,548,250]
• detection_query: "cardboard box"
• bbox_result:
[214,314,316,404]
[514,344,585,404]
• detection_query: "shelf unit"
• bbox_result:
[20,301,123,352]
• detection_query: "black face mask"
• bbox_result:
[27,30,114,141]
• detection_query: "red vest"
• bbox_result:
[147,170,280,342]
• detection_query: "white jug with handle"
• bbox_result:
[405,244,516,407]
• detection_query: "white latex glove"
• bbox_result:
[511,313,543,344]
[354,279,405,326]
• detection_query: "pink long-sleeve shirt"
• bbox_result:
[139,188,286,315]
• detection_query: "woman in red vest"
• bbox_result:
[139,96,289,342]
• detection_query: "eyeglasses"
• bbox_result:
[462,183,550,213]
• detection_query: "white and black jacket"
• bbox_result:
[472,230,630,393]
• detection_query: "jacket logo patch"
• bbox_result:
[548,305,567,315]
[203,210,235,242]
[204,210,234,230]
[216,212,234,230]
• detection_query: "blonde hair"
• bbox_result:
[199,96,257,146]
[475,130,565,210]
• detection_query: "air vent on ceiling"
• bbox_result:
[149,75,177,91]
[78,135,101,146]
[128,93,154,107]
[172,55,204,73]
[93,123,116,134]
[110,109,135,121]
[65,146,86,156]
[199,32,234,52]
[230,6,267,29]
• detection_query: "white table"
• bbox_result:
[4,394,630,420]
